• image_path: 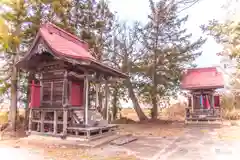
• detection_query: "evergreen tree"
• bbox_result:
[70,0,115,60]
[70,0,124,118]
[109,22,149,121]
[139,0,205,119]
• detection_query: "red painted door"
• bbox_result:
[70,81,84,106]
[214,96,220,107]
[29,80,41,108]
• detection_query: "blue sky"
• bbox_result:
[109,0,229,68]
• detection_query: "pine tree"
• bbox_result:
[69,0,115,60]
[110,22,149,121]
[140,0,205,119]
[70,0,123,118]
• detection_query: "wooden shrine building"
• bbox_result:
[180,67,224,123]
[16,23,127,140]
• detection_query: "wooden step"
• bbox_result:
[25,133,121,148]
[67,132,121,148]
[110,134,137,146]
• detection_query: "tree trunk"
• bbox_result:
[125,79,148,121]
[151,21,159,119]
[24,72,36,130]
[8,23,21,133]
[24,80,30,131]
[102,82,109,120]
[98,92,103,111]
[9,65,18,132]
[151,93,158,119]
[151,67,158,119]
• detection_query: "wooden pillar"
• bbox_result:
[84,74,89,126]
[40,73,43,106]
[62,71,69,107]
[28,108,33,133]
[50,82,53,105]
[40,110,45,132]
[200,94,203,109]
[104,80,109,121]
[96,83,100,109]
[191,94,194,112]
[63,109,68,136]
[211,93,215,109]
[68,81,72,106]
[62,71,68,136]
[53,111,57,134]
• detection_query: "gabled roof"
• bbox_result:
[180,67,224,90]
[39,23,95,60]
[17,23,127,78]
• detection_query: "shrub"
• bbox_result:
[221,94,240,120]
[221,94,235,111]
[161,102,185,121]
[223,109,240,120]
[0,111,25,125]
[0,112,8,124]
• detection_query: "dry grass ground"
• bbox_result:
[120,102,186,121]
[116,103,186,137]
[118,122,185,137]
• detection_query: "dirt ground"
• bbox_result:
[1,121,240,160]
[1,107,240,159]
[0,121,185,160]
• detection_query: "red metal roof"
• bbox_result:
[180,67,224,90]
[16,22,128,78]
[39,23,95,61]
